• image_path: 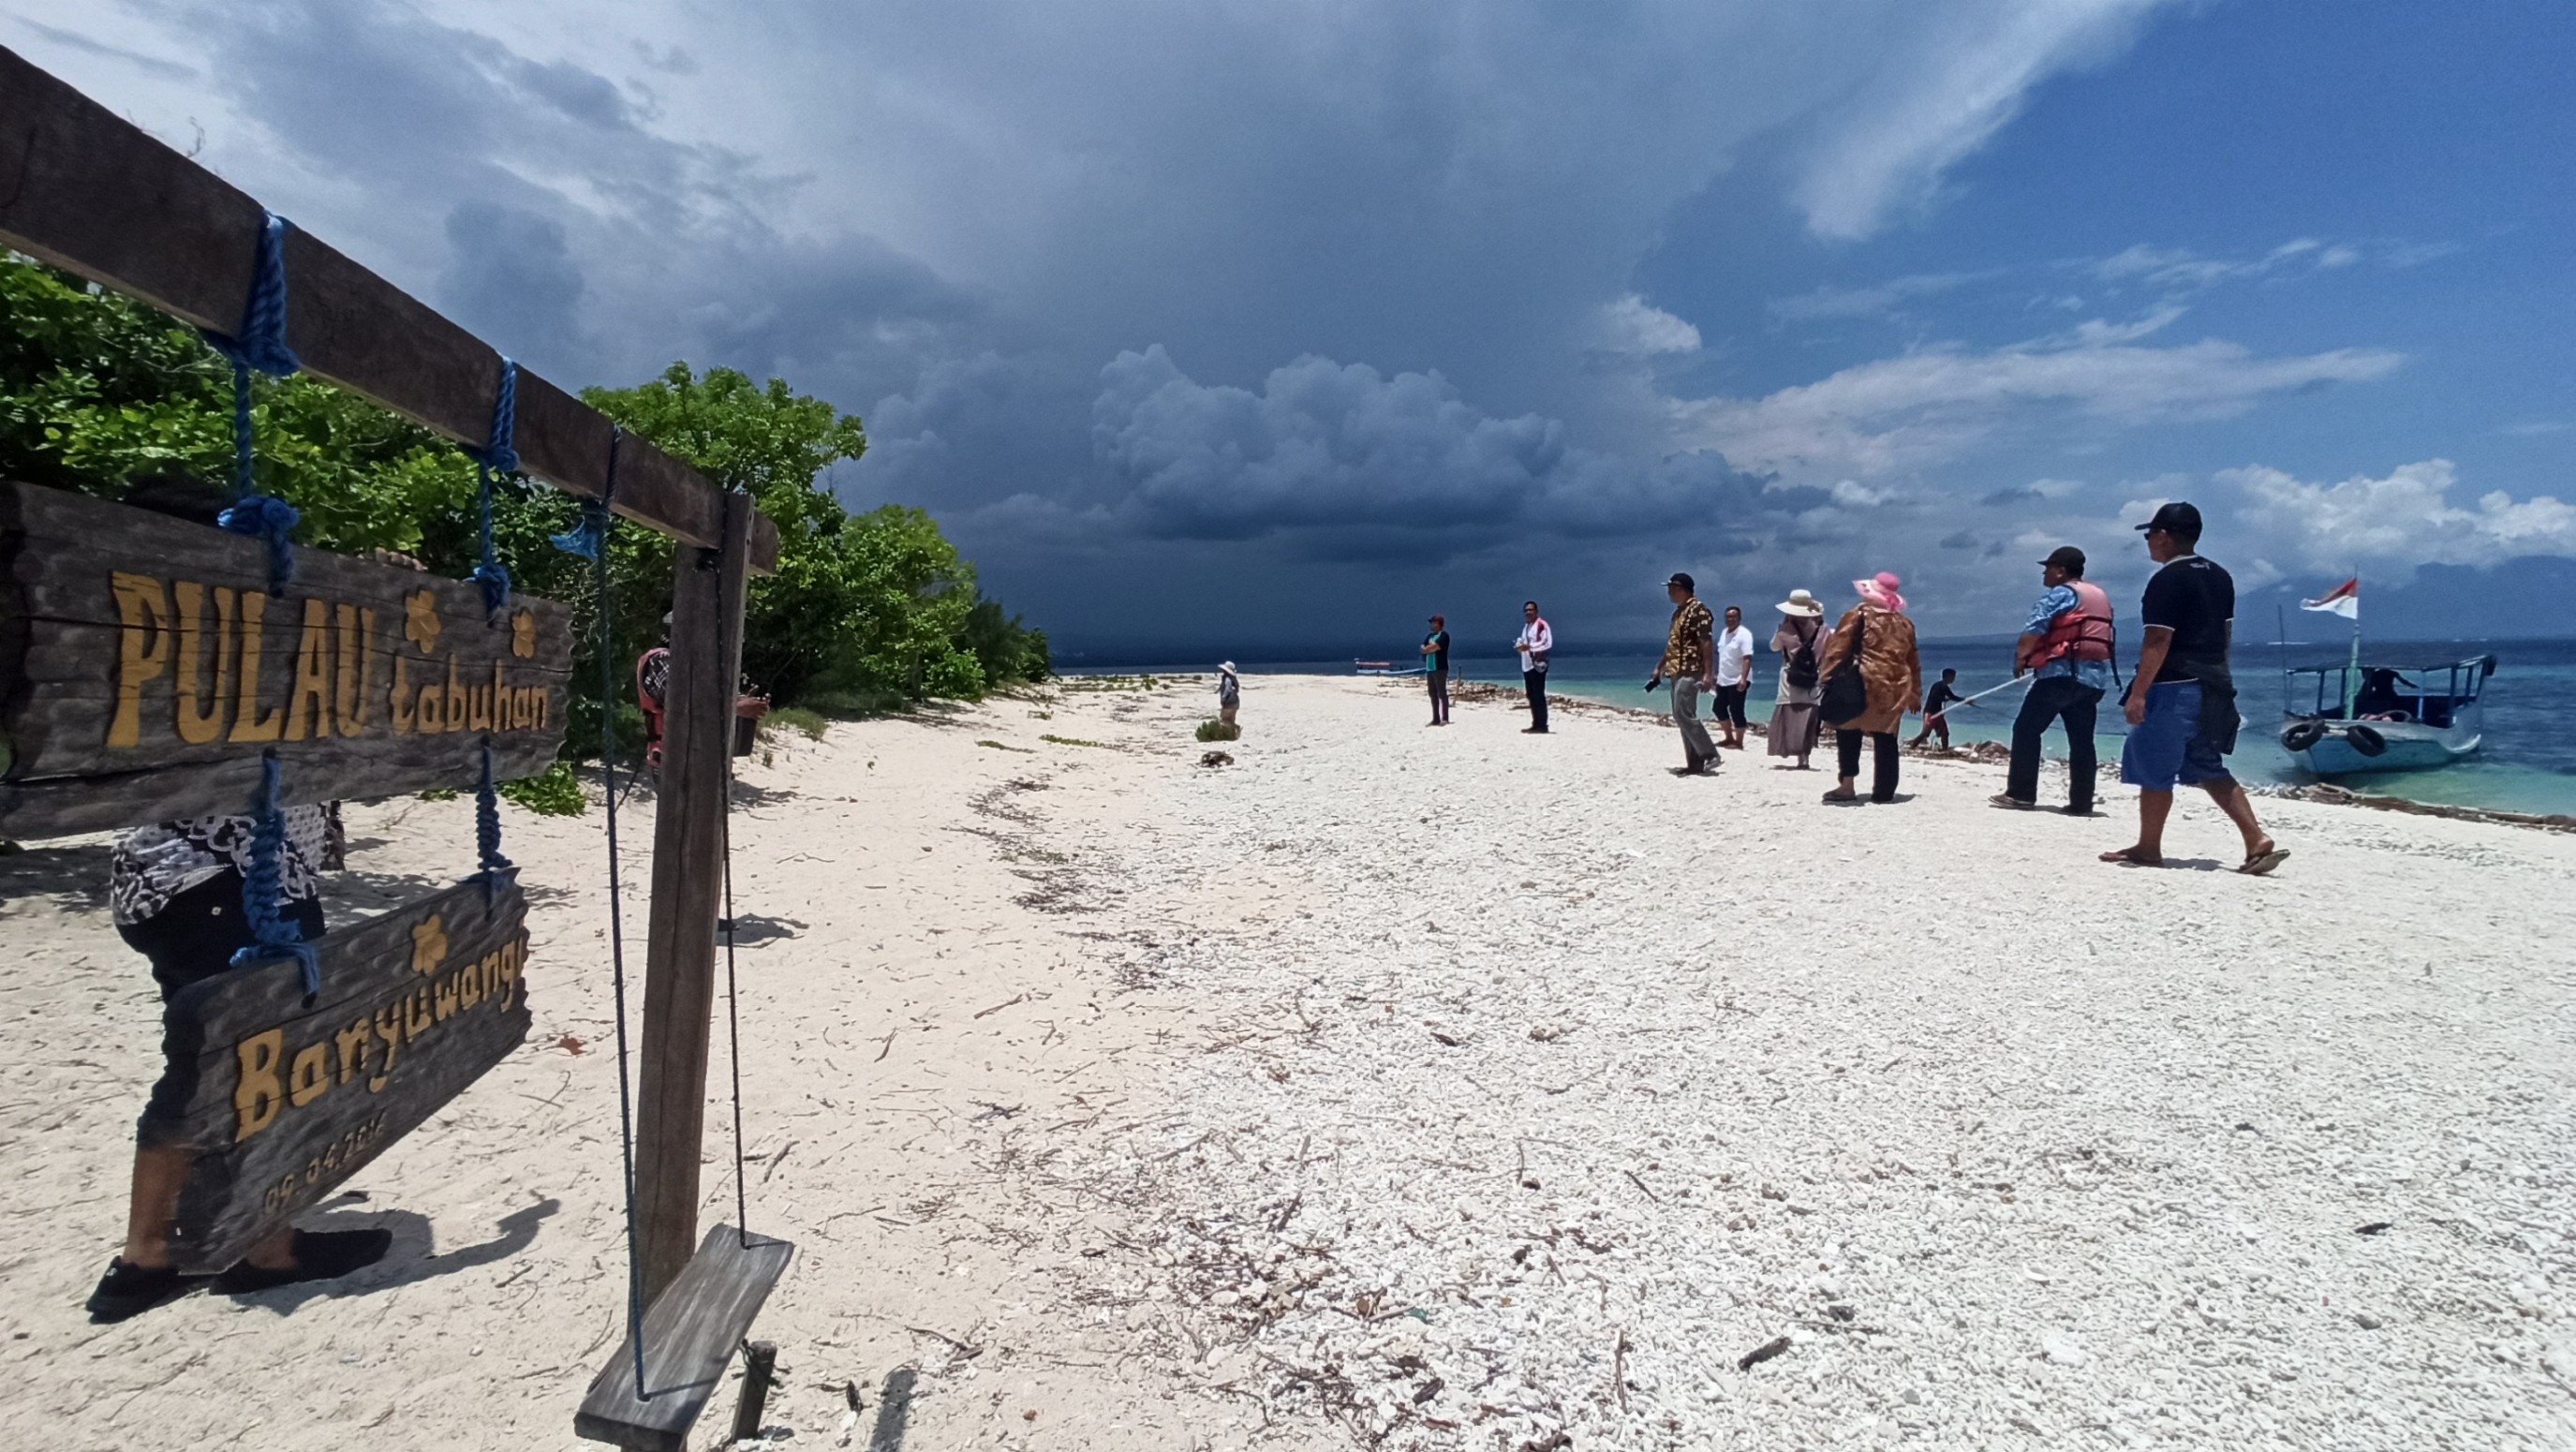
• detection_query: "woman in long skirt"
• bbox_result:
[1768,589,1828,768]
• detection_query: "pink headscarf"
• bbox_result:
[1853,571,1906,612]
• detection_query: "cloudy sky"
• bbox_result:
[15,0,2574,654]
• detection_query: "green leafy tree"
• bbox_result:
[1,261,1049,756]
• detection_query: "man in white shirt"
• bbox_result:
[1514,600,1553,733]
[1711,604,1756,749]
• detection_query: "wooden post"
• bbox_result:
[632,489,754,1304]
[731,1341,779,1444]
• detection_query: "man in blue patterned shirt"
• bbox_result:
[1994,546,2116,814]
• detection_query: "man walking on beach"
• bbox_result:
[1647,572,1718,773]
[1515,600,1553,733]
[1712,606,1755,750]
[2102,503,2288,873]
[1421,614,1452,726]
[1995,545,2112,814]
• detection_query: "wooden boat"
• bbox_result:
[2278,655,2495,776]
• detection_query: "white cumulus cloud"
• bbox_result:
[2223,459,2576,573]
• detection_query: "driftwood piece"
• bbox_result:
[0,482,570,837]
[164,875,532,1270]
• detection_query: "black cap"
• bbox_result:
[2134,501,2202,537]
[2040,545,2087,572]
[1665,571,1695,592]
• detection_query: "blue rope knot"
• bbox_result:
[231,752,320,996]
[216,493,303,593]
[549,496,612,560]
[466,358,520,615]
[202,212,303,591]
[476,742,513,897]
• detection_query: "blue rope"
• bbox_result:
[476,743,513,895]
[466,357,519,614]
[230,752,320,996]
[590,432,649,1396]
[550,495,611,560]
[202,211,303,592]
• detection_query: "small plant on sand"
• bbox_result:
[1194,719,1241,742]
[762,706,829,741]
[1040,733,1110,748]
[497,762,586,817]
[976,738,1033,752]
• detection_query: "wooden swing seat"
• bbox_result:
[575,1223,794,1451]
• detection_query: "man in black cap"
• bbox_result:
[1993,545,2114,813]
[1646,572,1718,773]
[2102,503,2287,873]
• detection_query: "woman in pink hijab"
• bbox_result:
[1816,571,1922,802]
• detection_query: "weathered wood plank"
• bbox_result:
[164,876,533,1271]
[0,46,777,571]
[574,1224,794,1452]
[0,482,572,837]
[633,490,754,1304]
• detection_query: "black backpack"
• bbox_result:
[1783,622,1822,690]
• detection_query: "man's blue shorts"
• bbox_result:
[2120,679,2234,791]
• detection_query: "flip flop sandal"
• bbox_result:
[2239,847,2291,877]
[2100,846,2163,867]
[1988,793,2036,810]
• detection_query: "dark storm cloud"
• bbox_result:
[60,0,2213,645]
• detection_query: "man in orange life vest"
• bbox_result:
[1994,545,2115,814]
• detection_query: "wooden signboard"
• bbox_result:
[0,480,572,839]
[164,875,533,1271]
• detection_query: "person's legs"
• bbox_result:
[1220,704,1237,727]
[1870,732,1901,801]
[2006,680,2062,803]
[2063,686,2101,813]
[1428,670,1449,724]
[1723,685,1749,746]
[2107,681,2198,864]
[1826,725,1864,798]
[1524,668,1549,732]
[1671,678,1714,766]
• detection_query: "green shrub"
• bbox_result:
[802,688,910,719]
[497,761,587,817]
[762,706,828,741]
[1194,719,1241,742]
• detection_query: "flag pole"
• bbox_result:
[2343,570,2361,719]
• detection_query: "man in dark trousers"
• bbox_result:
[1646,572,1718,773]
[1420,614,1452,726]
[1995,545,2112,813]
[1514,600,1553,733]
[2102,503,2288,873]
[1909,668,1967,747]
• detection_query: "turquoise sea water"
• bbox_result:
[1088,637,2576,817]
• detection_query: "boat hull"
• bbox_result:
[2283,719,2480,776]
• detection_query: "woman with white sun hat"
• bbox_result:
[1768,588,1828,768]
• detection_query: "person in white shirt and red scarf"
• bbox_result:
[1514,600,1553,733]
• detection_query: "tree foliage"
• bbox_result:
[0,259,1047,767]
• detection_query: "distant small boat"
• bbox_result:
[2278,655,2495,776]
[1353,659,1422,676]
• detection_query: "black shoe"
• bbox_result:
[1521,727,1548,734]
[86,1257,204,1323]
[214,1228,393,1295]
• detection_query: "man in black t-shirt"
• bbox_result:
[1420,615,1452,725]
[2102,502,2287,874]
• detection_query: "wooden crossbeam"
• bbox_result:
[574,1223,794,1452]
[0,46,777,573]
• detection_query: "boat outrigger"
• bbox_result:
[2278,654,2496,776]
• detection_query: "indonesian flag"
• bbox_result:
[2301,577,2360,620]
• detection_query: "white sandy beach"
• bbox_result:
[4,674,2573,1450]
